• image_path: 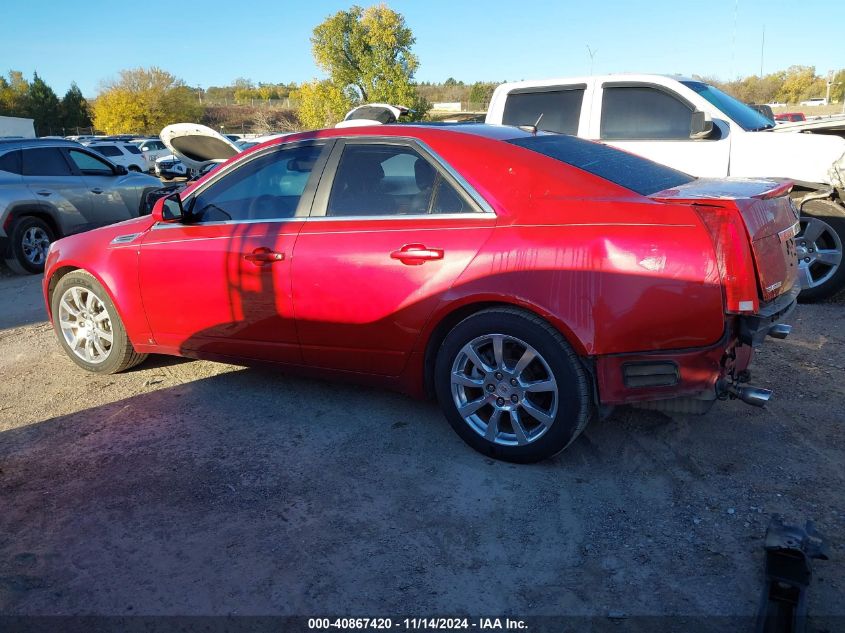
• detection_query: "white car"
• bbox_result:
[800,98,828,107]
[154,154,191,180]
[133,138,170,171]
[85,142,147,172]
[486,74,845,301]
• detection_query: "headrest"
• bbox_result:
[414,159,436,190]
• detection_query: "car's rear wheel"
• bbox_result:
[797,200,845,302]
[51,271,147,374]
[434,308,591,463]
[4,216,54,274]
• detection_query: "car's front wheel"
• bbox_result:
[4,216,54,274]
[797,200,845,302]
[51,270,147,374]
[434,308,591,463]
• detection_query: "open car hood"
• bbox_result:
[335,104,410,128]
[159,123,241,170]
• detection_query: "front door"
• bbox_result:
[292,140,496,376]
[65,148,136,226]
[139,141,330,363]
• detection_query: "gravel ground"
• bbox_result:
[0,269,843,627]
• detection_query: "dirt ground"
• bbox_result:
[0,268,843,627]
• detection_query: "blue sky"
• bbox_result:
[3,0,843,96]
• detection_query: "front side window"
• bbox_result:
[326,144,471,217]
[22,148,73,176]
[600,86,693,140]
[501,87,584,135]
[68,149,113,174]
[189,143,324,223]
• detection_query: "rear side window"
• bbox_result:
[508,134,694,196]
[502,87,584,135]
[92,145,122,157]
[124,145,142,155]
[0,150,22,174]
[600,86,693,140]
[22,148,73,176]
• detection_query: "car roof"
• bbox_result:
[280,123,535,145]
[0,138,82,150]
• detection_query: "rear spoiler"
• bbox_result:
[650,178,794,205]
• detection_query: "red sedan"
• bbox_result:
[43,125,799,462]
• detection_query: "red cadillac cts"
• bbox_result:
[43,124,799,462]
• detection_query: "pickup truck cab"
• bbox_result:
[486,74,845,301]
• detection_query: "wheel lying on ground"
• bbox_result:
[796,199,845,303]
[4,216,54,274]
[434,307,592,463]
[50,270,147,374]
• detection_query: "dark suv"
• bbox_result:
[0,138,161,273]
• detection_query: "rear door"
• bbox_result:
[592,83,731,178]
[21,147,94,235]
[291,138,496,376]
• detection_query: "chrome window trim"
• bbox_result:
[151,217,304,230]
[304,212,497,222]
[414,139,495,214]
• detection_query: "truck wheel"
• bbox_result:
[4,216,54,274]
[797,200,845,302]
[434,308,592,463]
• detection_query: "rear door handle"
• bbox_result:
[90,188,104,194]
[244,247,285,265]
[36,190,51,196]
[390,243,444,265]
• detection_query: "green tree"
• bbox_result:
[303,4,428,127]
[60,83,92,131]
[92,67,203,134]
[468,82,496,108]
[829,69,845,104]
[28,72,61,135]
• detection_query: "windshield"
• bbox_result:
[681,81,774,131]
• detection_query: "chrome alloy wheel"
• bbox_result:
[57,286,114,364]
[21,226,50,266]
[796,216,843,289]
[450,334,558,446]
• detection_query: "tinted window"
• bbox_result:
[189,144,324,222]
[326,144,471,217]
[68,149,113,174]
[502,87,584,134]
[0,150,22,174]
[93,145,122,157]
[22,148,73,176]
[124,145,142,155]
[508,134,694,196]
[600,86,693,140]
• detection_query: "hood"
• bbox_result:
[159,123,241,170]
[335,104,409,128]
[730,129,845,186]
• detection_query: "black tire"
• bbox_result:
[51,270,147,374]
[3,216,54,274]
[434,307,591,463]
[797,199,845,303]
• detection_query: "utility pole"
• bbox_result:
[760,26,765,77]
[586,45,597,76]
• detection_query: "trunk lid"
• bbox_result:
[651,178,800,307]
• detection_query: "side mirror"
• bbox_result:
[113,164,129,175]
[152,193,184,223]
[690,110,714,139]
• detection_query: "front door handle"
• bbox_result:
[390,243,445,265]
[244,247,285,265]
[90,188,104,194]
[36,190,51,196]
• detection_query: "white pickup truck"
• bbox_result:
[486,74,845,301]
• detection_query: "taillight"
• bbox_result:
[694,204,759,314]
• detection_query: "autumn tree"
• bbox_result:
[299,4,428,128]
[0,70,31,117]
[92,67,202,134]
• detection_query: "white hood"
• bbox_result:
[335,104,409,128]
[159,123,241,170]
[730,129,845,186]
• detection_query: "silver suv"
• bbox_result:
[0,138,161,274]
